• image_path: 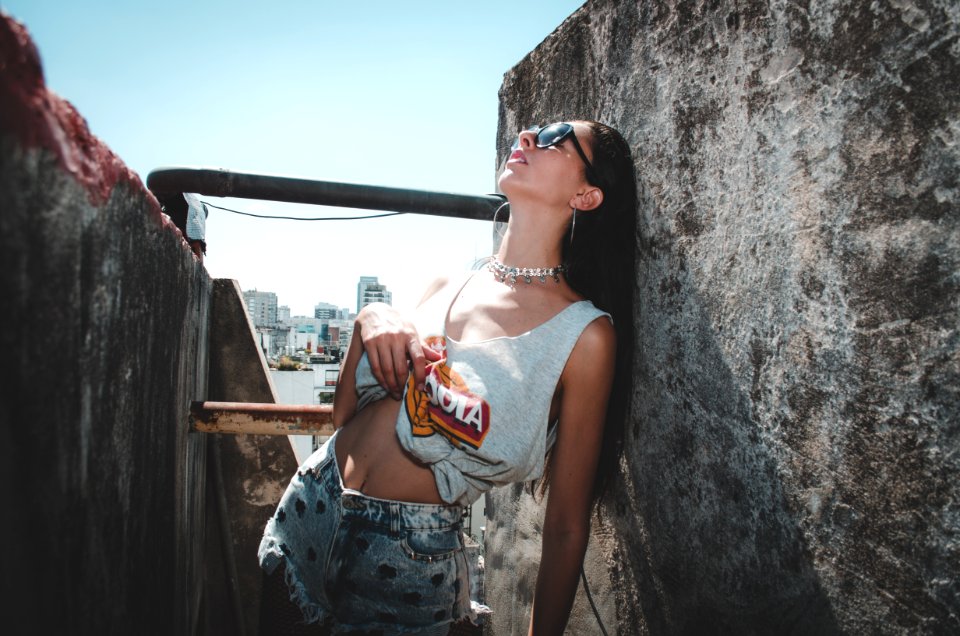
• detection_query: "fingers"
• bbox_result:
[409,338,427,391]
[422,344,443,362]
[372,346,403,399]
[365,347,389,395]
[391,343,409,399]
[356,304,428,399]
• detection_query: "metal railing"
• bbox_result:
[149,167,503,436]
[147,166,505,221]
[190,401,334,436]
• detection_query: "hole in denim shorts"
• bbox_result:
[377,563,398,579]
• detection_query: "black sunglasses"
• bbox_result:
[511,122,602,187]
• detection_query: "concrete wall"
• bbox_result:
[0,15,211,633]
[206,279,300,636]
[486,1,959,634]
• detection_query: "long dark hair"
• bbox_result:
[540,120,637,508]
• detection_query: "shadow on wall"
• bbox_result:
[489,0,959,634]
[612,220,841,633]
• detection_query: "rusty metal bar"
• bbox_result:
[147,166,505,221]
[190,401,334,436]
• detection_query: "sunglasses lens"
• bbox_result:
[536,123,572,148]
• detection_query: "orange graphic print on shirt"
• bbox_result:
[405,337,491,449]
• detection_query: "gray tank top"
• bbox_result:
[354,272,611,505]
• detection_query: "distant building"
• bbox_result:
[259,326,290,358]
[278,305,291,323]
[329,318,354,351]
[314,301,339,320]
[242,289,278,327]
[286,316,325,338]
[356,276,378,312]
[286,316,322,330]
[356,276,392,312]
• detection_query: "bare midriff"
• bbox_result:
[334,397,445,505]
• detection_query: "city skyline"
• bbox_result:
[247,274,396,319]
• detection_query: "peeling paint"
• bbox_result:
[0,15,168,221]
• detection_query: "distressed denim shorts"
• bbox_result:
[258,431,476,635]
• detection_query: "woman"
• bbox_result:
[258,120,636,635]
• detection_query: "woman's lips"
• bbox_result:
[508,149,527,164]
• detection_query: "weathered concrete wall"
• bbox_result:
[206,278,300,636]
[488,1,959,634]
[0,15,212,633]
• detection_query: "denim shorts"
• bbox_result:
[258,431,476,635]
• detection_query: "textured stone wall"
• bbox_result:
[488,1,959,634]
[0,15,212,633]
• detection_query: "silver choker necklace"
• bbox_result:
[488,256,565,287]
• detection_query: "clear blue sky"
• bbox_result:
[2,0,586,315]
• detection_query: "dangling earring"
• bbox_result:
[493,201,510,237]
[570,208,578,245]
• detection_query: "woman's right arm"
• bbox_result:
[332,302,413,428]
[352,277,450,396]
[352,301,428,400]
[332,277,450,427]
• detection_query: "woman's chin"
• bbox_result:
[497,171,528,198]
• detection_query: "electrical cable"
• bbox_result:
[200,200,407,221]
[581,564,609,636]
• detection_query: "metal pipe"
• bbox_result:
[190,401,334,436]
[147,166,505,221]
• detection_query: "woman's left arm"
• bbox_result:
[528,317,617,636]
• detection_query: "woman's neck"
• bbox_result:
[496,201,569,267]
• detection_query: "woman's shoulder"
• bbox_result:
[415,267,477,308]
[530,297,613,359]
[563,308,617,378]
[539,293,615,367]
[415,276,450,307]
[563,296,613,325]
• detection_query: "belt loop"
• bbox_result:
[390,502,401,536]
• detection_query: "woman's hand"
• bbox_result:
[356,302,434,400]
